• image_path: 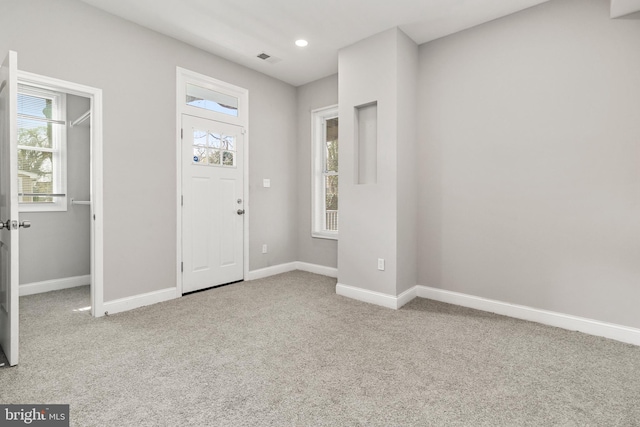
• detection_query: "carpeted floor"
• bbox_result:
[1,270,639,426]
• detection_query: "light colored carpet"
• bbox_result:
[1,270,639,426]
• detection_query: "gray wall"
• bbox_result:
[296,74,339,268]
[418,0,640,328]
[6,0,639,332]
[19,95,91,284]
[338,28,417,297]
[2,0,297,301]
[395,31,418,295]
[338,29,399,295]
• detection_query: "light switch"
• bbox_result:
[263,179,271,188]
[377,258,385,271]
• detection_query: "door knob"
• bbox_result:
[1,220,16,230]
[0,220,31,230]
[237,209,245,215]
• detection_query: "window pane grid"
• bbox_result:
[191,128,236,168]
[313,106,339,238]
[323,116,338,232]
[17,86,65,208]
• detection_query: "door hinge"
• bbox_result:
[181,195,184,206]
[181,128,183,139]
[181,262,183,273]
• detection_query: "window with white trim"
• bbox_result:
[17,85,67,212]
[312,105,339,239]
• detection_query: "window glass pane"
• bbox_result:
[186,83,238,117]
[325,117,338,173]
[209,132,221,148]
[18,92,52,120]
[193,129,208,147]
[222,135,235,151]
[193,146,208,165]
[17,117,53,148]
[208,149,221,165]
[325,175,338,231]
[18,149,53,202]
[222,151,235,166]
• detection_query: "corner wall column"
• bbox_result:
[337,28,418,307]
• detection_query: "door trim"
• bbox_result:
[176,67,249,295]
[17,70,104,317]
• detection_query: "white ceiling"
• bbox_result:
[79,0,550,87]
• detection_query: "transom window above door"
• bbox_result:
[191,128,236,167]
[186,83,238,117]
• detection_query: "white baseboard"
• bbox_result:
[335,283,416,310]
[246,262,298,281]
[20,275,91,296]
[243,262,639,346]
[246,261,337,281]
[416,286,640,347]
[102,287,178,317]
[397,286,418,308]
[296,262,338,278]
[99,261,334,317]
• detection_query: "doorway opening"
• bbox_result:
[17,70,104,318]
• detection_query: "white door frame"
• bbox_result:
[17,70,104,317]
[176,67,249,295]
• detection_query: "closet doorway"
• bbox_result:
[16,69,104,318]
[1,50,103,366]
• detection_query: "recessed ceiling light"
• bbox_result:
[295,39,308,47]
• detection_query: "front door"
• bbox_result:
[0,51,19,366]
[181,114,244,293]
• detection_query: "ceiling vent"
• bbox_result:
[256,52,282,65]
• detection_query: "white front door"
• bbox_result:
[182,114,244,293]
[0,50,19,366]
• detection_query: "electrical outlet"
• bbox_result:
[377,258,385,271]
[263,179,271,188]
[262,244,268,254]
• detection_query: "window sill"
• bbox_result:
[312,231,338,241]
[19,202,68,213]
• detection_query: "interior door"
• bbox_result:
[182,114,244,293]
[0,50,19,366]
